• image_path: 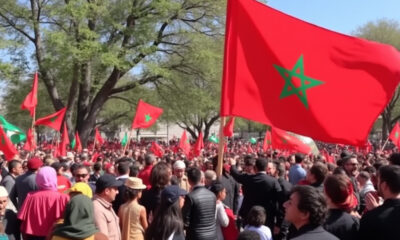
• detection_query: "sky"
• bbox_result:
[266,0,400,35]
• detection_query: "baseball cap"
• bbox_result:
[96,174,122,193]
[161,185,187,205]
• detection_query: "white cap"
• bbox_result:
[0,186,8,197]
[173,160,186,169]
[67,152,74,159]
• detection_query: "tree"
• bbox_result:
[354,19,400,140]
[156,33,223,140]
[0,0,225,146]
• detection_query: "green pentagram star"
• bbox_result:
[396,132,399,139]
[145,114,152,122]
[273,55,324,108]
[50,116,57,122]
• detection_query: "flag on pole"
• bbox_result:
[132,99,163,129]
[193,132,204,157]
[179,131,191,157]
[23,128,36,151]
[271,127,311,154]
[150,141,164,158]
[71,132,82,152]
[223,117,235,137]
[220,0,400,146]
[263,130,271,152]
[21,72,38,117]
[389,122,400,148]
[35,107,67,131]
[0,126,18,161]
[58,124,70,157]
[0,115,26,144]
[121,132,128,147]
[95,128,104,145]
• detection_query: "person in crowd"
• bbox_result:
[182,167,217,240]
[342,155,360,209]
[243,156,256,174]
[145,185,187,240]
[284,185,338,240]
[358,165,400,240]
[89,162,102,183]
[388,152,400,166]
[173,160,191,192]
[305,162,328,192]
[210,182,229,240]
[93,174,123,240]
[69,182,93,199]
[288,154,307,185]
[237,230,261,240]
[0,186,19,240]
[51,162,71,194]
[1,160,23,195]
[230,157,282,229]
[18,166,70,240]
[323,174,359,240]
[356,171,375,213]
[138,154,155,189]
[244,206,272,240]
[74,165,96,193]
[204,170,217,189]
[118,177,147,240]
[51,194,107,240]
[113,161,130,213]
[140,162,171,220]
[13,157,42,210]
[129,162,141,177]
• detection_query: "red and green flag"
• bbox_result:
[193,132,204,157]
[21,72,38,117]
[263,130,271,152]
[389,122,400,148]
[150,141,164,158]
[223,117,235,137]
[35,107,66,131]
[58,124,70,157]
[220,0,400,146]
[179,131,191,157]
[271,127,311,154]
[131,99,163,129]
[71,131,82,152]
[0,126,18,161]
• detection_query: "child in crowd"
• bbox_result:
[244,206,272,240]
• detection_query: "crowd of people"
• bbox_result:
[0,138,399,240]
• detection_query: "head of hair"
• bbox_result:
[373,161,385,172]
[295,153,305,164]
[378,165,400,194]
[150,162,171,189]
[187,167,202,185]
[246,206,266,227]
[244,155,256,166]
[255,158,268,172]
[389,153,400,166]
[117,161,130,175]
[342,154,357,165]
[210,182,225,196]
[309,162,328,184]
[237,230,261,240]
[291,185,328,226]
[144,154,156,166]
[358,171,370,180]
[8,160,20,173]
[363,166,376,175]
[129,162,140,177]
[145,194,183,240]
[275,162,286,178]
[124,187,141,201]
[324,174,352,205]
[333,167,346,175]
[204,170,217,181]
[74,164,89,175]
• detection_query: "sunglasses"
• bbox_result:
[76,174,88,178]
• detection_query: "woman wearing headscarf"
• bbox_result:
[51,194,107,240]
[18,166,70,240]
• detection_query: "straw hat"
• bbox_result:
[125,177,146,190]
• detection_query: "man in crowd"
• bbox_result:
[138,154,155,189]
[284,185,338,240]
[1,160,23,207]
[173,160,190,192]
[0,186,19,240]
[358,165,400,240]
[93,174,122,240]
[113,161,130,213]
[289,154,306,185]
[182,167,217,240]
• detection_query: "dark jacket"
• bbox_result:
[182,185,217,240]
[358,198,400,240]
[219,172,240,214]
[230,166,282,229]
[323,209,359,240]
[288,224,339,240]
[140,187,161,219]
[112,177,128,213]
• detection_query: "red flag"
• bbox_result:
[263,130,271,152]
[21,72,38,117]
[75,132,82,152]
[193,132,204,157]
[92,152,101,163]
[271,127,311,154]
[0,126,18,161]
[23,128,36,151]
[179,131,191,157]
[132,99,163,129]
[58,124,70,157]
[95,128,104,145]
[150,141,164,158]
[220,0,400,146]
[35,107,66,131]
[389,122,400,148]
[223,117,235,137]
[247,144,254,153]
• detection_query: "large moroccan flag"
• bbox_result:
[0,126,18,161]
[271,127,311,154]
[220,0,400,146]
[35,107,66,131]
[389,122,400,148]
[21,72,38,117]
[131,99,163,129]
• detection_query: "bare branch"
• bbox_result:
[0,12,35,42]
[110,75,162,95]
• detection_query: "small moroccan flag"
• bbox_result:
[131,99,163,129]
[193,132,204,157]
[271,127,311,154]
[35,107,66,131]
[179,131,191,157]
[263,130,271,152]
[95,128,104,145]
[0,126,18,161]
[389,122,400,148]
[21,72,38,117]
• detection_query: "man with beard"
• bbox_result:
[342,155,360,210]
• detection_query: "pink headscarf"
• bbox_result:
[36,166,58,191]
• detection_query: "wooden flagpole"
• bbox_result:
[216,117,226,178]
